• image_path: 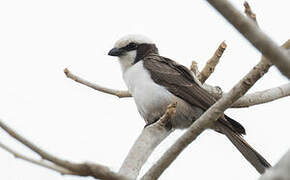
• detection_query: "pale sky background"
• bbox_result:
[0,0,289,180]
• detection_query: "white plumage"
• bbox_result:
[114,34,200,128]
[122,60,174,123]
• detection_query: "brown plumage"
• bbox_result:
[143,52,271,174]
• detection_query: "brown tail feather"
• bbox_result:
[216,122,271,174]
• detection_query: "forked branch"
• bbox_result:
[118,103,177,179]
[64,67,290,108]
[0,120,130,180]
[205,0,290,78]
[141,49,273,180]
[0,103,177,180]
[0,141,74,175]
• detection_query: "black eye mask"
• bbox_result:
[122,42,138,51]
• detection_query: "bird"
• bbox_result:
[108,34,271,174]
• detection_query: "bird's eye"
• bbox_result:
[123,42,138,51]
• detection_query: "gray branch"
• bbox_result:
[0,120,131,180]
[232,83,290,108]
[118,103,176,179]
[0,141,75,175]
[205,0,290,78]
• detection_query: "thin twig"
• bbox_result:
[0,141,74,175]
[64,68,131,98]
[205,0,290,78]
[118,103,176,179]
[0,120,131,180]
[198,41,227,83]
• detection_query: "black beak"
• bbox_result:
[108,48,125,56]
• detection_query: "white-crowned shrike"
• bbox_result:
[108,34,271,174]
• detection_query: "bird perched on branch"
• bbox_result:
[108,34,271,174]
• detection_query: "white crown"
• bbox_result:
[114,34,153,48]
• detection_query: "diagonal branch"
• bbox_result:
[118,103,176,179]
[0,141,75,175]
[141,56,272,180]
[0,119,131,180]
[230,39,290,107]
[205,0,290,78]
[140,4,276,178]
[64,68,131,98]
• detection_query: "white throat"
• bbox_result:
[121,60,175,123]
[118,51,137,73]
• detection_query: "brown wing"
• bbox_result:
[143,54,217,110]
[143,53,246,135]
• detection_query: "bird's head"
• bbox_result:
[108,34,158,71]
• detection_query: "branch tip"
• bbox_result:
[190,61,199,76]
[198,41,227,83]
[220,41,227,49]
[64,68,70,77]
[216,41,227,57]
[64,69,131,98]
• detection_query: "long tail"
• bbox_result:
[216,121,271,174]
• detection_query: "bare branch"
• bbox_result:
[141,57,272,180]
[119,103,177,179]
[0,141,75,175]
[203,83,290,108]
[202,35,290,106]
[64,68,131,98]
[198,41,227,83]
[232,83,290,108]
[205,0,290,78]
[64,67,290,109]
[230,39,290,107]
[0,120,131,180]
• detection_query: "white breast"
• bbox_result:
[122,61,174,122]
